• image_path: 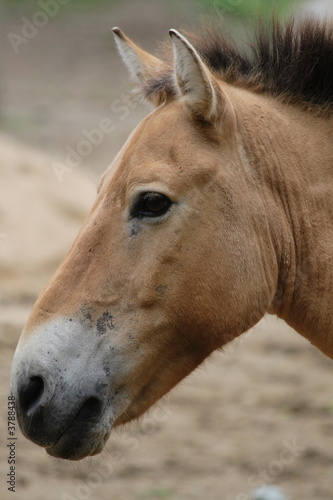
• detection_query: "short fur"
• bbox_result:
[145,18,333,114]
[11,21,333,462]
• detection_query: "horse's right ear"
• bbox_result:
[112,28,168,105]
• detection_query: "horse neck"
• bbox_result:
[237,91,333,358]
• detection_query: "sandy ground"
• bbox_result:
[1,2,333,500]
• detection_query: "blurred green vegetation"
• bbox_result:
[139,487,174,499]
[3,0,301,18]
[199,0,301,18]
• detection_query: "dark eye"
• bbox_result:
[131,192,173,219]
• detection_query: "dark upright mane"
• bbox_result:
[146,18,333,114]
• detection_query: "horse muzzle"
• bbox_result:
[10,317,123,460]
[15,375,110,460]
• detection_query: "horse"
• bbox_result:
[10,18,333,460]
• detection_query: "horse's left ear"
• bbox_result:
[169,29,235,130]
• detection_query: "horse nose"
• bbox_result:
[14,373,58,447]
[14,370,106,452]
[18,376,45,416]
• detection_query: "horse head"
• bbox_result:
[10,28,278,460]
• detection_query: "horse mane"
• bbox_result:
[145,18,333,114]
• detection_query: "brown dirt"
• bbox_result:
[1,2,333,499]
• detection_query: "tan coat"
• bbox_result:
[10,22,333,460]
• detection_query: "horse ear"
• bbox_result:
[169,29,235,129]
[112,27,168,105]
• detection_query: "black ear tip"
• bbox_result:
[169,29,185,44]
[112,27,124,39]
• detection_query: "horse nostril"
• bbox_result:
[19,376,45,416]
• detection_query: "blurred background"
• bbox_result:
[1,1,333,499]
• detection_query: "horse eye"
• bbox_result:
[131,192,172,219]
